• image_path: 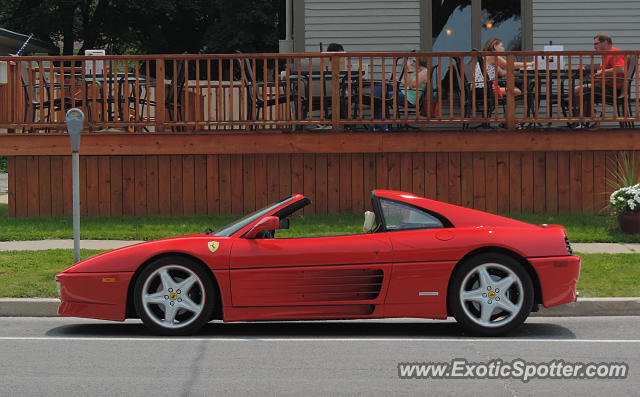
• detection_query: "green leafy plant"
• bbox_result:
[607,152,640,215]
[0,156,7,173]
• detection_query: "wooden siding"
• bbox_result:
[532,0,640,50]
[7,149,637,217]
[304,0,420,52]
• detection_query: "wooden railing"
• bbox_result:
[1,51,638,133]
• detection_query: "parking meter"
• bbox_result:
[65,108,84,263]
[66,108,84,152]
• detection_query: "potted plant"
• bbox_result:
[608,152,640,234]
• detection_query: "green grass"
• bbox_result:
[1,203,638,242]
[0,249,106,297]
[575,253,640,297]
[0,250,636,298]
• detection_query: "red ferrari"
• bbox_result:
[56,190,580,336]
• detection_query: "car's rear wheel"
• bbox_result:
[134,256,215,335]
[448,253,533,336]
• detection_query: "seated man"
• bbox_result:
[572,33,625,127]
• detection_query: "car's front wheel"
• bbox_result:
[134,256,215,335]
[448,253,534,336]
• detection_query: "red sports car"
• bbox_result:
[56,190,580,336]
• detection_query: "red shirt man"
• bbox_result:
[593,34,625,89]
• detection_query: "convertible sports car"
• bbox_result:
[56,190,580,336]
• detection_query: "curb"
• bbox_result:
[1,297,639,318]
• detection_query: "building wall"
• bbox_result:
[532,0,640,50]
[304,0,421,52]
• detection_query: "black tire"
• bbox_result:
[448,253,534,336]
[133,256,215,336]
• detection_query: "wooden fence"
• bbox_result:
[4,131,640,218]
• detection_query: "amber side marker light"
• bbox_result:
[102,278,116,283]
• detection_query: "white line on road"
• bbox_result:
[0,337,639,343]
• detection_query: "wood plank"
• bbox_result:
[170,155,183,215]
[291,153,304,198]
[5,130,640,157]
[27,156,39,217]
[303,154,316,215]
[182,155,195,215]
[375,152,388,191]
[230,154,243,214]
[460,152,473,208]
[436,153,449,203]
[340,153,352,213]
[8,157,16,217]
[194,155,208,214]
[206,154,220,214]
[557,152,571,213]
[496,152,509,213]
[15,157,28,218]
[279,154,292,199]
[146,156,160,215]
[581,151,594,214]
[521,152,533,213]
[85,156,99,216]
[62,156,72,217]
[133,156,147,216]
[448,152,461,206]
[533,152,546,213]
[122,156,136,216]
[400,153,412,193]
[593,151,607,213]
[327,154,340,214]
[425,153,437,200]
[315,154,328,214]
[411,152,425,197]
[38,156,51,217]
[110,156,123,216]
[351,153,364,213]
[243,155,256,213]
[267,154,280,205]
[158,155,172,215]
[387,152,401,191]
[472,152,486,211]
[509,152,521,213]
[485,152,497,214]
[97,156,111,216]
[218,154,231,214]
[363,153,376,210]
[545,152,558,214]
[569,151,582,214]
[254,154,268,210]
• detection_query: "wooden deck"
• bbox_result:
[1,51,639,217]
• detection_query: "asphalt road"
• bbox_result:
[1,316,638,396]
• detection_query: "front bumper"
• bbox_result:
[529,255,581,308]
[55,271,134,322]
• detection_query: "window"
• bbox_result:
[380,198,444,231]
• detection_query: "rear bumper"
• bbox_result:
[55,271,134,321]
[529,255,581,308]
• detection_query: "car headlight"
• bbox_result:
[56,280,61,298]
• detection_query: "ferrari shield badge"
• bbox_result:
[208,241,220,253]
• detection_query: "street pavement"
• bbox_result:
[0,316,638,396]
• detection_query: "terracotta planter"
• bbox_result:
[618,211,640,234]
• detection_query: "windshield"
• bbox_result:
[209,196,295,237]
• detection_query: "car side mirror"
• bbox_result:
[245,216,280,238]
[279,218,290,230]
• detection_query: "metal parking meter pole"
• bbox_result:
[65,109,85,263]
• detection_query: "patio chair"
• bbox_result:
[235,51,297,128]
[592,54,637,128]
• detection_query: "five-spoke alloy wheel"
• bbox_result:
[448,253,534,336]
[134,256,215,335]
